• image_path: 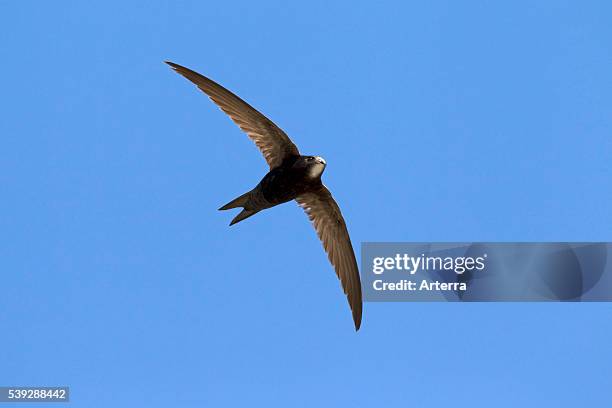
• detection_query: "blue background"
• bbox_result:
[1,1,611,406]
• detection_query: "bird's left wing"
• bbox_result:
[296,185,363,330]
[165,61,300,169]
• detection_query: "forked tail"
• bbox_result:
[219,192,250,210]
[228,209,259,225]
[218,191,259,226]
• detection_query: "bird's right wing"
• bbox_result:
[166,61,300,169]
[296,185,363,330]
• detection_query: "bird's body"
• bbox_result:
[220,155,328,225]
[166,61,363,330]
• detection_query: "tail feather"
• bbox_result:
[230,209,259,226]
[219,192,250,210]
[219,191,260,225]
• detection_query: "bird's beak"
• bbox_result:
[316,157,326,165]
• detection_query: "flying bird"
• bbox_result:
[166,61,362,330]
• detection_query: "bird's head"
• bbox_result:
[294,155,327,179]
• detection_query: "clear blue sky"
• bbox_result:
[1,1,611,406]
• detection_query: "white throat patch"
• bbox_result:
[308,163,325,179]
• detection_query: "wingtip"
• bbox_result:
[164,60,180,70]
[353,304,362,331]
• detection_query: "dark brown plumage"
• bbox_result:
[166,61,362,330]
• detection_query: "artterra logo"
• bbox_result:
[372,253,488,275]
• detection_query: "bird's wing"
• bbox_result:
[296,185,362,330]
[166,61,300,169]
